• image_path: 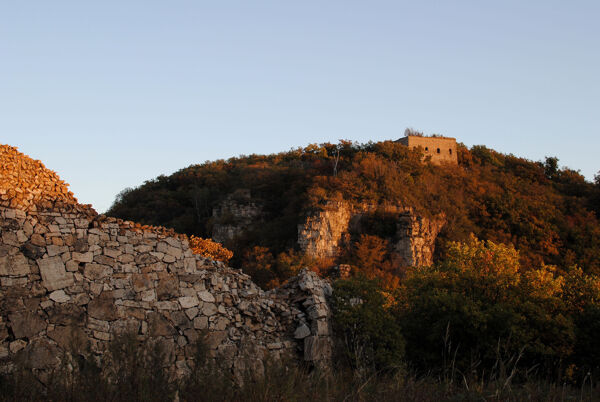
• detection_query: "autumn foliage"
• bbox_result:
[108,140,600,289]
[332,236,600,380]
[188,235,233,263]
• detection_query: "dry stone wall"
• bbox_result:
[0,145,95,216]
[211,190,263,245]
[0,207,332,377]
[0,145,333,378]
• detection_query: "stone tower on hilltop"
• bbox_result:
[397,133,458,165]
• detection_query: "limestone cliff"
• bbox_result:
[394,212,445,267]
[297,202,352,259]
[298,202,445,267]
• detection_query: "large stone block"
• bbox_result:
[88,297,118,321]
[84,263,113,280]
[47,303,85,326]
[0,254,30,276]
[303,336,331,362]
[38,256,73,291]
[8,312,47,339]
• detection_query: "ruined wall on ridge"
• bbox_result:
[0,207,332,378]
[0,145,333,378]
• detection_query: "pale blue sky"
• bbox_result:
[1,1,599,213]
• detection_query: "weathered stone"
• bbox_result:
[10,339,27,354]
[71,237,87,252]
[304,336,331,362]
[184,328,199,344]
[294,324,311,339]
[178,296,199,309]
[298,202,352,258]
[20,242,45,260]
[30,233,46,247]
[117,253,134,263]
[167,311,191,329]
[46,303,85,326]
[88,297,118,321]
[185,307,198,320]
[72,251,93,263]
[205,331,227,349]
[49,289,71,303]
[38,256,73,291]
[148,312,176,336]
[135,253,158,265]
[166,245,182,259]
[112,319,140,335]
[193,316,208,329]
[103,247,122,259]
[0,253,30,276]
[8,312,47,339]
[155,301,180,310]
[215,316,230,331]
[0,344,8,359]
[47,326,87,350]
[93,254,114,265]
[132,273,152,292]
[87,317,110,332]
[202,303,218,316]
[197,290,215,303]
[157,278,179,300]
[140,289,156,302]
[23,339,60,369]
[84,263,112,280]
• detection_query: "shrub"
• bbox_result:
[331,277,405,372]
[189,235,233,262]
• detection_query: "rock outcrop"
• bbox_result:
[298,202,445,267]
[297,202,352,259]
[0,145,332,378]
[394,212,445,267]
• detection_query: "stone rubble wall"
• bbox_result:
[211,190,263,245]
[0,206,333,377]
[0,145,95,217]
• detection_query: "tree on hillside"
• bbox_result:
[399,236,575,373]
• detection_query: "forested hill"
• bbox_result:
[107,140,600,287]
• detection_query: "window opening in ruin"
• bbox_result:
[437,148,440,154]
[449,149,452,155]
[425,147,429,151]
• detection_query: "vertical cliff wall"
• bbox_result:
[394,212,445,267]
[298,202,445,267]
[297,202,352,259]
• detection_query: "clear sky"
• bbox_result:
[1,1,599,213]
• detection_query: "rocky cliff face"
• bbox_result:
[0,145,332,379]
[297,202,352,259]
[298,202,445,267]
[394,212,445,267]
